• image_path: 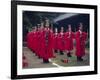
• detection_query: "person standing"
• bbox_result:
[75,23,88,61]
[53,28,59,53]
[31,27,37,54]
[42,19,54,63]
[35,24,41,58]
[26,28,34,52]
[58,27,65,55]
[39,22,45,59]
[64,24,75,57]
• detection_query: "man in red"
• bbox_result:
[49,27,55,58]
[58,27,65,55]
[42,19,54,63]
[26,28,34,52]
[64,24,75,57]
[75,23,88,61]
[38,22,45,59]
[36,24,42,58]
[53,28,59,53]
[31,27,37,55]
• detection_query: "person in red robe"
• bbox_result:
[36,24,42,58]
[53,28,59,53]
[49,27,56,58]
[38,22,45,59]
[58,27,65,55]
[26,28,34,52]
[42,19,54,63]
[31,27,37,54]
[75,23,88,61]
[64,24,75,57]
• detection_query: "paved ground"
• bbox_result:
[23,47,89,69]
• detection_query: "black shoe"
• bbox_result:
[43,59,49,63]
[67,52,72,57]
[45,60,49,63]
[60,51,64,55]
[55,50,58,53]
[38,56,41,59]
[77,57,83,61]
[79,57,83,61]
[32,50,35,53]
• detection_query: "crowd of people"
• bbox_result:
[26,19,88,63]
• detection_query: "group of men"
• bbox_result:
[26,19,88,63]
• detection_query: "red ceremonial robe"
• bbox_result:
[75,30,87,57]
[38,29,46,58]
[31,31,37,53]
[53,33,59,50]
[58,32,65,51]
[49,29,54,51]
[42,28,54,60]
[26,31,34,50]
[36,31,42,57]
[64,32,75,51]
